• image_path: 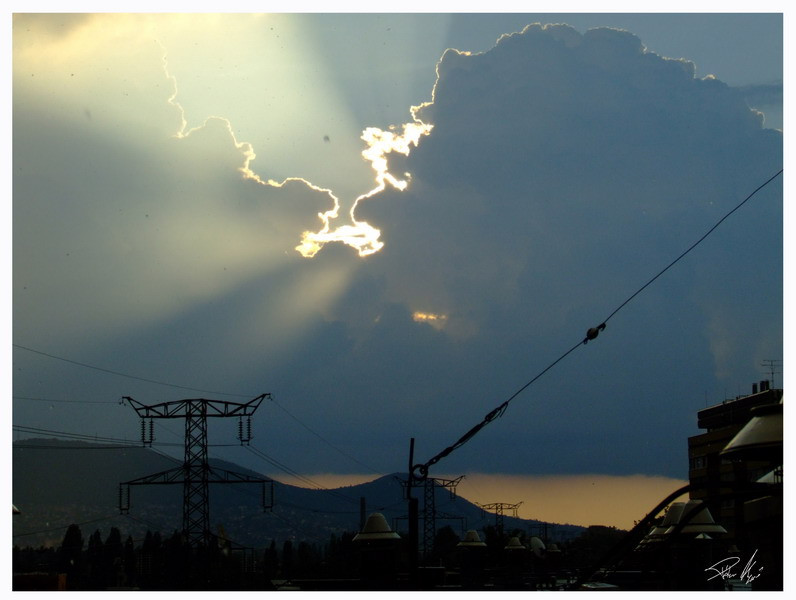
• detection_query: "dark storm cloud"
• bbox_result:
[12,20,782,482]
[344,24,782,475]
[735,82,783,103]
[362,24,780,333]
[734,82,784,118]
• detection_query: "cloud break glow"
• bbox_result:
[295,122,432,258]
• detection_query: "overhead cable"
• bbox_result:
[12,344,251,398]
[412,168,783,480]
[270,396,385,477]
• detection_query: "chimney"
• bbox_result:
[760,380,770,392]
[752,383,758,394]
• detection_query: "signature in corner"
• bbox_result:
[705,549,764,585]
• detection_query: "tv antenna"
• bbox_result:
[761,359,782,388]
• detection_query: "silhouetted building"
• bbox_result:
[687,381,782,542]
[575,379,782,591]
[687,381,782,590]
[353,512,402,589]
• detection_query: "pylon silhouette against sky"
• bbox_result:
[119,394,274,547]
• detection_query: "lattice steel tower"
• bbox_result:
[401,474,464,558]
[119,394,274,547]
[422,476,464,556]
[477,501,523,537]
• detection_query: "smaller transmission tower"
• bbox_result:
[477,501,523,537]
[119,394,274,548]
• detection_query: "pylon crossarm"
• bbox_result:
[225,393,269,416]
[122,394,269,419]
[119,466,185,514]
[206,467,275,510]
[122,466,186,486]
[437,476,464,498]
[206,466,272,484]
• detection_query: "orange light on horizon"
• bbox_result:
[278,471,689,531]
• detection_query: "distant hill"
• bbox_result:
[12,438,583,549]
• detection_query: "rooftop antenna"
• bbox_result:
[761,359,782,389]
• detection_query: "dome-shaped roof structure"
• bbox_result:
[504,536,526,551]
[667,500,727,535]
[721,400,783,459]
[645,501,686,542]
[529,536,546,558]
[353,512,401,541]
[457,529,487,547]
[661,502,686,527]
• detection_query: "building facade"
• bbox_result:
[687,381,782,589]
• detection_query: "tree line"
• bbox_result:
[13,522,365,590]
[13,522,626,590]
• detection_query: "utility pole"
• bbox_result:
[119,394,274,548]
[477,501,523,537]
[406,438,419,587]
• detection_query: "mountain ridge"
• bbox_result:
[13,438,585,548]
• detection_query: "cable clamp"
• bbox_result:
[583,323,606,344]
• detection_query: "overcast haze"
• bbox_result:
[10,12,783,527]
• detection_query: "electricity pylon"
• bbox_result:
[477,501,523,537]
[423,476,464,557]
[119,394,274,548]
[400,475,464,558]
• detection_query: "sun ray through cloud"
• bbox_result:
[150,13,435,261]
[12,15,782,564]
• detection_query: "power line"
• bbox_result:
[12,344,251,398]
[11,425,234,449]
[13,444,142,450]
[12,423,368,543]
[270,396,385,477]
[601,168,783,325]
[13,346,388,475]
[13,514,122,539]
[245,444,356,501]
[12,425,139,446]
[12,423,363,507]
[244,444,361,505]
[412,168,783,479]
[14,395,120,405]
[14,346,388,476]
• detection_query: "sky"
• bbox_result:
[9,10,784,530]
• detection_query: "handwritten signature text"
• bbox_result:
[705,549,763,585]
